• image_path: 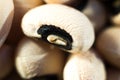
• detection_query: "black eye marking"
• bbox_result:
[37,25,73,50]
[30,74,58,80]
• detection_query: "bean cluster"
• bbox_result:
[0,0,120,80]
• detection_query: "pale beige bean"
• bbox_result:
[63,50,106,80]
[15,37,65,80]
[96,27,120,69]
[0,45,13,79]
[6,0,44,45]
[0,0,14,47]
[21,4,95,53]
[82,0,106,32]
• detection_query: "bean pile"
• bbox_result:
[0,0,120,80]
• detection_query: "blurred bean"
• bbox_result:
[0,0,14,47]
[64,50,106,80]
[96,26,120,69]
[15,37,66,80]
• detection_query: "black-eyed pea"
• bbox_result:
[63,50,106,80]
[21,4,95,53]
[0,0,14,47]
[15,37,65,80]
[96,27,120,69]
